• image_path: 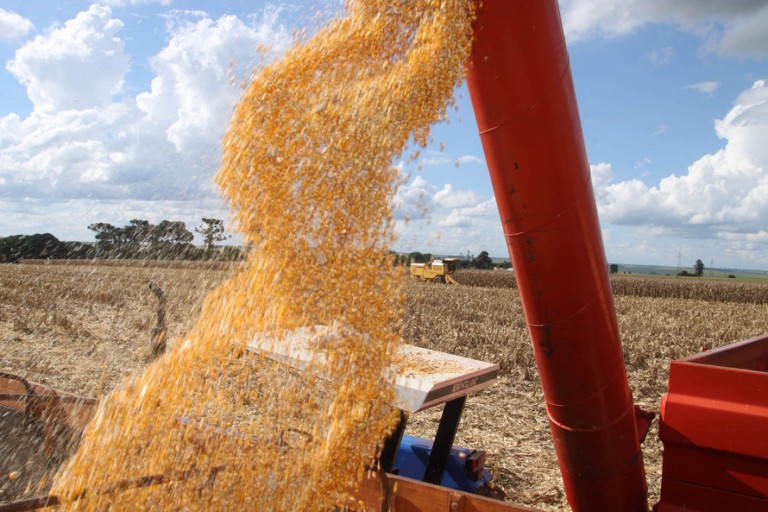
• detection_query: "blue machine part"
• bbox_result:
[393,434,493,493]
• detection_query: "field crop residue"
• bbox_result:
[3,263,768,509]
[18,1,477,510]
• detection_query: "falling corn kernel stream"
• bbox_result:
[51,1,475,509]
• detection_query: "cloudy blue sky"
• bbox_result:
[1,1,767,270]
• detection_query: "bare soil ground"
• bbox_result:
[1,262,767,510]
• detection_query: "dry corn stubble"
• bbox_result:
[51,2,475,510]
[402,278,768,510]
[3,262,768,510]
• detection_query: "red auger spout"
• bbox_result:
[465,1,648,510]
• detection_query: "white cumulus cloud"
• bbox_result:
[136,12,283,154]
[592,79,768,260]
[0,5,292,235]
[6,5,127,111]
[0,8,33,41]
[439,199,497,227]
[393,176,435,220]
[559,0,768,57]
[433,184,481,209]
[394,174,503,255]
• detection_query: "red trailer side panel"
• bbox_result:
[657,335,768,511]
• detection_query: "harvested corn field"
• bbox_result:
[2,262,767,510]
[453,269,768,304]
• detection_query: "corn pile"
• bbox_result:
[51,1,475,510]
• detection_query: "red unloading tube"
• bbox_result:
[465,1,648,510]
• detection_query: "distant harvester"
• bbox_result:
[410,257,460,284]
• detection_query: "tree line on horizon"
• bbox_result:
[0,218,242,263]
[609,259,711,278]
[403,250,510,270]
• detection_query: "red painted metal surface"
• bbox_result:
[465,1,647,510]
[656,334,768,511]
